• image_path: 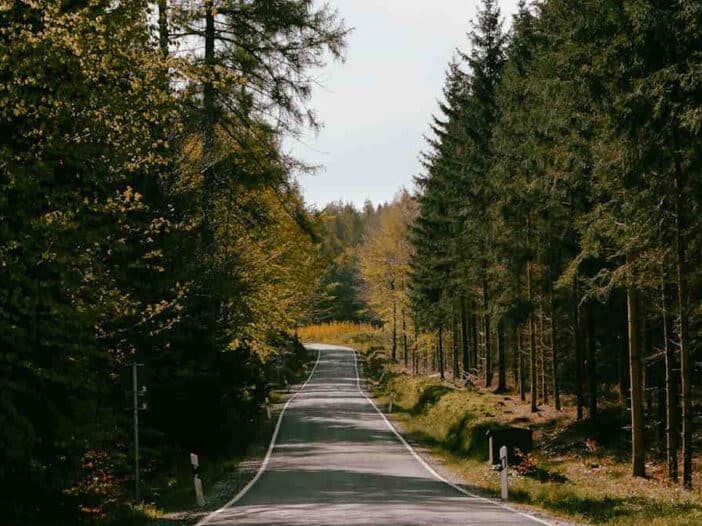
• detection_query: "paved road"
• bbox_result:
[201,344,547,525]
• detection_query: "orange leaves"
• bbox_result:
[296,322,380,344]
[65,448,124,520]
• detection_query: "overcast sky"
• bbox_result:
[288,0,522,209]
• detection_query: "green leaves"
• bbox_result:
[410,0,507,327]
[0,0,346,520]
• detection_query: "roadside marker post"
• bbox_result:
[190,453,206,507]
[500,445,508,500]
[389,392,395,413]
[265,397,272,420]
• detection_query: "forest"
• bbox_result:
[3,0,702,524]
[0,1,348,523]
[346,0,702,496]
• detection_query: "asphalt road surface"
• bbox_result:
[200,344,549,525]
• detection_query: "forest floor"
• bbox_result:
[362,350,702,526]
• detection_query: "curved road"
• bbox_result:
[201,344,548,525]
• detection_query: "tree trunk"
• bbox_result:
[674,160,692,490]
[402,307,408,368]
[661,278,679,481]
[471,311,479,374]
[644,315,653,419]
[512,325,519,391]
[483,277,492,387]
[497,318,506,392]
[539,304,548,404]
[656,357,666,453]
[619,314,630,408]
[203,0,216,235]
[201,0,218,351]
[518,328,526,401]
[438,325,445,380]
[204,1,215,142]
[432,339,437,372]
[526,218,537,412]
[573,278,584,421]
[452,309,459,380]
[585,303,597,419]
[413,321,419,375]
[627,284,646,478]
[392,294,397,362]
[461,296,469,374]
[549,281,560,410]
[157,0,169,58]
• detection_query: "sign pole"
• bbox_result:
[500,445,508,500]
[190,453,205,506]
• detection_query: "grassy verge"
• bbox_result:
[108,346,316,526]
[107,451,253,526]
[361,346,702,526]
[296,321,383,352]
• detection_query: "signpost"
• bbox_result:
[499,445,508,500]
[190,453,205,507]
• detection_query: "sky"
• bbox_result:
[288,0,522,209]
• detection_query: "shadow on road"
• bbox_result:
[203,347,543,526]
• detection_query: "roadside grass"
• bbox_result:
[109,349,315,526]
[364,351,702,525]
[296,321,383,352]
[106,452,247,525]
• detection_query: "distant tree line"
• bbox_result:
[0,1,346,522]
[309,201,377,323]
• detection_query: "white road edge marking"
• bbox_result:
[195,349,322,526]
[351,348,553,526]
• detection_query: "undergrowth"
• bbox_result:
[360,345,702,526]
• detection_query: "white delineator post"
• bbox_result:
[388,392,395,413]
[265,396,272,420]
[499,445,508,500]
[190,453,205,507]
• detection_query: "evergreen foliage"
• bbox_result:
[402,0,702,486]
[0,0,346,522]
